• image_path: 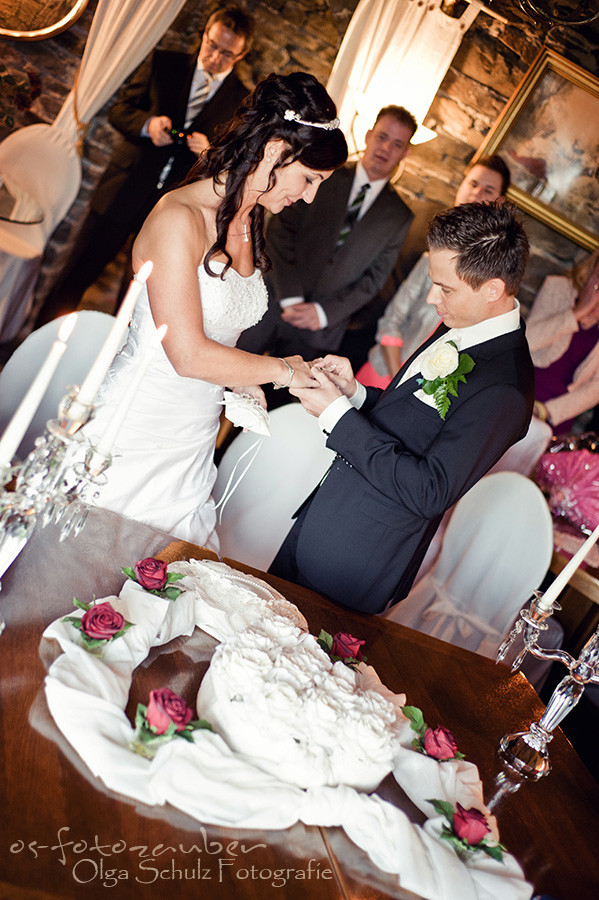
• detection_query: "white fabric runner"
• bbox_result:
[42,559,531,900]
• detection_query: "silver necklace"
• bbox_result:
[230,221,250,242]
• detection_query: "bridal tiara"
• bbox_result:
[283,109,340,131]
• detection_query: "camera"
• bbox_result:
[168,127,188,145]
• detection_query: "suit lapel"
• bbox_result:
[329,164,356,238]
[374,320,528,411]
[374,322,448,409]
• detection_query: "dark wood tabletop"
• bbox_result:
[0,507,598,900]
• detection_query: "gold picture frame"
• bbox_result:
[0,0,89,41]
[474,48,599,251]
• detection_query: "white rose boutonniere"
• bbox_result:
[417,341,475,419]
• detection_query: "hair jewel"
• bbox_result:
[283,109,340,131]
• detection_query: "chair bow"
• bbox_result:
[422,577,502,641]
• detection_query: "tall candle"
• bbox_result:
[541,521,599,607]
[0,313,78,467]
[77,260,153,407]
[95,324,167,456]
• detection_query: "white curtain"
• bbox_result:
[327,0,483,153]
[0,0,188,341]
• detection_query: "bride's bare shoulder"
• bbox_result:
[134,181,217,262]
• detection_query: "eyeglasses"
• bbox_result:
[202,32,244,62]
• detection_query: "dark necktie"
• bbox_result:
[336,182,370,246]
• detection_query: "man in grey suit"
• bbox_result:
[237,105,416,361]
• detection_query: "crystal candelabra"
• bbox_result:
[496,590,599,779]
[0,387,112,585]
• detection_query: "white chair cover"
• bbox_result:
[489,416,553,478]
[214,403,335,571]
[0,311,118,461]
[0,0,188,341]
[385,472,554,662]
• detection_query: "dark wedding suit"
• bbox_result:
[35,49,249,326]
[237,163,413,358]
[270,319,535,614]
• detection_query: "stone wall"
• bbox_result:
[1,0,598,317]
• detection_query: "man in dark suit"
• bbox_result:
[269,202,534,615]
[34,5,253,326]
[237,105,415,361]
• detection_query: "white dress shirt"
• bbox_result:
[319,301,521,434]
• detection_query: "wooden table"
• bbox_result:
[1,507,598,900]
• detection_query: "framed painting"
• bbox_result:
[474,48,599,251]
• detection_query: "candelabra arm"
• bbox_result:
[525,646,573,666]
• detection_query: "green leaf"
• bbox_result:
[454,353,475,377]
[166,572,185,584]
[62,615,83,631]
[77,633,109,649]
[135,703,148,729]
[434,383,451,419]
[426,798,454,823]
[480,842,505,863]
[72,597,91,612]
[122,567,136,580]
[421,377,441,396]
[317,629,333,653]
[188,718,215,733]
[402,705,425,735]
[160,586,183,602]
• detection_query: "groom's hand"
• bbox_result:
[311,355,357,398]
[290,367,342,417]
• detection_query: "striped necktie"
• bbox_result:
[185,71,214,128]
[157,72,214,189]
[336,182,370,247]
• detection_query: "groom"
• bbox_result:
[269,202,535,614]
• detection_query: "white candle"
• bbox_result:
[77,260,153,407]
[541,521,599,607]
[0,313,78,467]
[95,324,167,456]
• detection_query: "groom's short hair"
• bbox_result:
[427,201,529,296]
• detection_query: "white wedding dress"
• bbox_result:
[83,262,268,551]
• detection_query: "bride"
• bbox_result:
[84,72,348,550]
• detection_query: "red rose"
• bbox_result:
[452,804,490,845]
[424,726,459,760]
[331,631,365,660]
[146,688,193,735]
[134,558,168,591]
[80,601,126,641]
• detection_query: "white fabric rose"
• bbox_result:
[420,341,459,381]
[221,390,270,436]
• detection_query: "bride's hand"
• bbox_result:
[233,385,266,409]
[277,356,318,389]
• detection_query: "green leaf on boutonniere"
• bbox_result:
[418,345,475,420]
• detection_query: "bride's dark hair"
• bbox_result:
[183,71,348,276]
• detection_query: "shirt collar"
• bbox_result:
[445,300,521,352]
[195,60,229,86]
[355,161,387,192]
